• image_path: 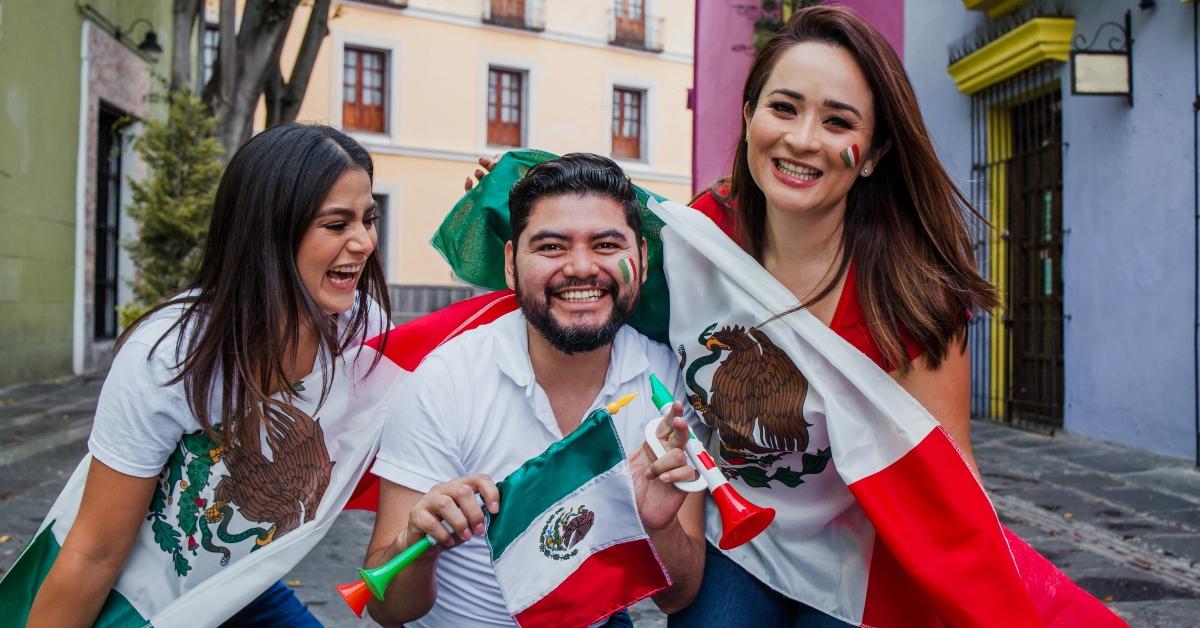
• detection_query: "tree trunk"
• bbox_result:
[204,0,333,156]
[170,0,201,93]
[264,0,332,127]
[211,0,239,155]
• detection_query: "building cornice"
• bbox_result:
[947,16,1075,94]
[962,0,1029,19]
[336,3,693,65]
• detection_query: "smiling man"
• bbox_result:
[362,153,706,628]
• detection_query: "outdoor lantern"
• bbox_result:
[137,29,163,55]
[77,4,163,59]
[1069,9,1133,105]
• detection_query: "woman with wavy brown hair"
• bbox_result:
[668,5,1118,627]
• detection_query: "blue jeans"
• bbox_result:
[668,543,852,628]
[600,609,634,627]
[221,580,322,627]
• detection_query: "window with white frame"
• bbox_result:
[612,87,644,161]
[343,46,388,133]
[487,67,525,147]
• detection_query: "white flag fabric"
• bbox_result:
[484,409,669,628]
[0,316,402,627]
[651,198,1123,627]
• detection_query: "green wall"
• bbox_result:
[0,1,171,387]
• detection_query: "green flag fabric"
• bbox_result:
[430,150,672,344]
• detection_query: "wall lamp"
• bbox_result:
[77,3,163,57]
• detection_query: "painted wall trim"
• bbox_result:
[947,17,1075,94]
[962,0,1029,18]
[73,22,90,375]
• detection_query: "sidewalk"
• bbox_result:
[971,420,1200,625]
[1,373,1198,626]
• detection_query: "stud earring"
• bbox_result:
[861,162,873,177]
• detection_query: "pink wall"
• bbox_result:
[691,0,904,195]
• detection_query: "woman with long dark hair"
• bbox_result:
[18,123,392,626]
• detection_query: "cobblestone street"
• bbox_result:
[1,374,1198,626]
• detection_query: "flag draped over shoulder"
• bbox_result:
[485,409,669,628]
[651,197,1123,626]
[422,150,1124,627]
[0,316,402,627]
[344,291,521,511]
[429,149,674,344]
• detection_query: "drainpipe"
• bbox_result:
[1194,0,1199,468]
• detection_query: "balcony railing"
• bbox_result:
[948,0,1068,65]
[483,0,545,32]
[607,8,663,53]
[388,284,488,325]
[354,0,409,8]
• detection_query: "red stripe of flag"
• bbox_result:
[512,538,669,628]
[851,427,1041,627]
[346,291,520,512]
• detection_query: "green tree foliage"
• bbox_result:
[119,90,223,327]
[754,0,824,51]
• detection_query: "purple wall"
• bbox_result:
[691,0,757,194]
[691,0,904,195]
[834,0,903,55]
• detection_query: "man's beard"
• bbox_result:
[515,271,639,355]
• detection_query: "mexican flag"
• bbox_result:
[0,306,401,627]
[650,197,1123,626]
[485,408,669,627]
[423,150,1124,627]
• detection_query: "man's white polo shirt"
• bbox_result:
[372,310,698,628]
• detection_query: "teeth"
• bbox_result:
[774,159,821,179]
[329,263,362,274]
[558,289,604,303]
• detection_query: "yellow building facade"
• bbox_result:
[281,0,695,285]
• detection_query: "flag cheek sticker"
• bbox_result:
[840,144,861,170]
[617,256,638,285]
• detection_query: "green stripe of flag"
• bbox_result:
[0,521,147,627]
[487,410,625,559]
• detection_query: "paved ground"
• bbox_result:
[1,373,1198,626]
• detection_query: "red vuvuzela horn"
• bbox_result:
[711,483,776,550]
[647,374,776,550]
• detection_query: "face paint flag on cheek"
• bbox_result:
[618,256,638,286]
[840,144,861,170]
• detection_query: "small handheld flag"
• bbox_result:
[486,409,668,627]
[336,394,665,625]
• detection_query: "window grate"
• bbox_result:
[968,61,1065,432]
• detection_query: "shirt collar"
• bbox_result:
[493,312,650,395]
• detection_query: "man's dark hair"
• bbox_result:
[508,153,642,243]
